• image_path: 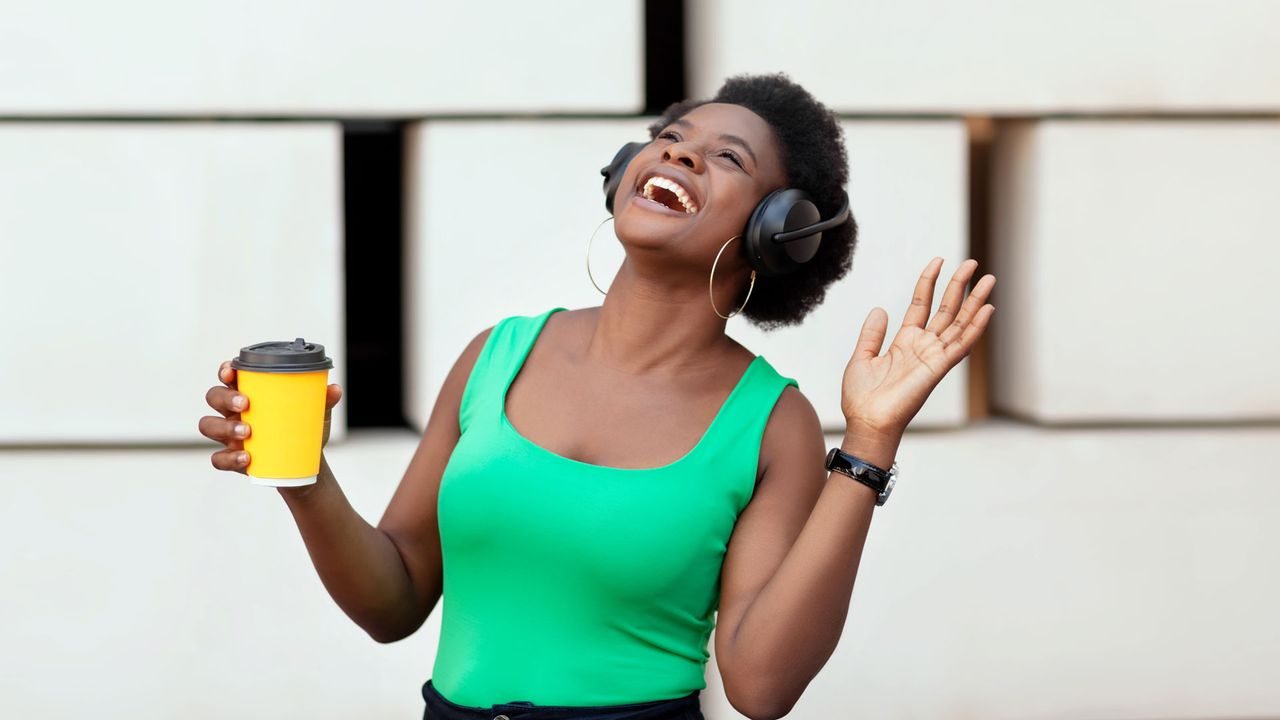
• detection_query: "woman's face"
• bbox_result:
[613,102,787,274]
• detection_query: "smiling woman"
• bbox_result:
[201,72,994,720]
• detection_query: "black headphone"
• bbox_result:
[600,140,851,278]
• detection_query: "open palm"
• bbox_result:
[841,257,996,435]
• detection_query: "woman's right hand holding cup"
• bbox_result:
[199,359,343,474]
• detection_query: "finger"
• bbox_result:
[325,383,343,410]
[944,304,995,366]
[902,257,944,330]
[198,415,251,443]
[925,259,979,335]
[219,359,237,388]
[940,274,996,345]
[210,447,250,474]
[851,307,889,362]
[205,385,249,418]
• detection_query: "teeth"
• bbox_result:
[642,176,698,214]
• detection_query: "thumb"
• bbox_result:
[851,307,889,363]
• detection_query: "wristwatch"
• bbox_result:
[826,448,899,506]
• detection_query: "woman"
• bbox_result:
[200,73,995,720]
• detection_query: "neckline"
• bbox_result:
[499,307,763,473]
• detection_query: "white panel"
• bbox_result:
[990,120,1280,422]
[0,123,345,444]
[3,423,1279,718]
[404,119,654,432]
[0,1,642,115]
[689,0,1280,113]
[728,120,970,431]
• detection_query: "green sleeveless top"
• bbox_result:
[431,306,799,706]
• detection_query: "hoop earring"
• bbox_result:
[585,216,617,296]
[709,235,756,320]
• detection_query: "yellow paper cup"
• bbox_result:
[230,338,333,487]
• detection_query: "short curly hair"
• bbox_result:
[647,72,856,331]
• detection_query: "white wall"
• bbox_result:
[0,123,346,444]
[0,1,643,115]
[989,119,1280,423]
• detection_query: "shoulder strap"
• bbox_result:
[459,307,566,434]
[696,354,799,496]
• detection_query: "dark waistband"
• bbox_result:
[421,679,701,720]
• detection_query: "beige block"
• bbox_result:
[990,119,1280,422]
[689,0,1280,113]
[0,123,345,444]
[0,1,642,115]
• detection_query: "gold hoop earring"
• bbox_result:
[586,216,617,296]
[709,235,756,320]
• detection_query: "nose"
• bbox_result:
[662,141,702,171]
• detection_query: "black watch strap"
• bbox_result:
[826,447,896,506]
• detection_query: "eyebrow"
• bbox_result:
[670,118,758,167]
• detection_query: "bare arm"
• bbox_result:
[714,392,893,718]
[276,326,492,643]
[716,258,994,717]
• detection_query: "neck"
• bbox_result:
[586,254,751,375]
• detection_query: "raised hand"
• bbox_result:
[841,257,995,437]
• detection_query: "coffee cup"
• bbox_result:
[230,338,333,487]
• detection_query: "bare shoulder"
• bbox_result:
[758,383,826,482]
[457,324,496,369]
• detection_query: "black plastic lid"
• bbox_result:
[231,337,333,373]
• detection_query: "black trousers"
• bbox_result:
[421,679,704,720]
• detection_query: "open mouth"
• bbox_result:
[636,175,699,215]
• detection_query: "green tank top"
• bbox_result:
[431,306,799,706]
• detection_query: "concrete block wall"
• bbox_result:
[2,1,1277,718]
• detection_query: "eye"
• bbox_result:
[719,150,744,168]
[657,131,680,142]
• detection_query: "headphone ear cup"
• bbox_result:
[600,141,647,215]
[743,188,823,277]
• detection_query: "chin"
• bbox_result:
[613,195,699,250]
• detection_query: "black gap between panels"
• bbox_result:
[644,0,687,114]
[342,121,410,430]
